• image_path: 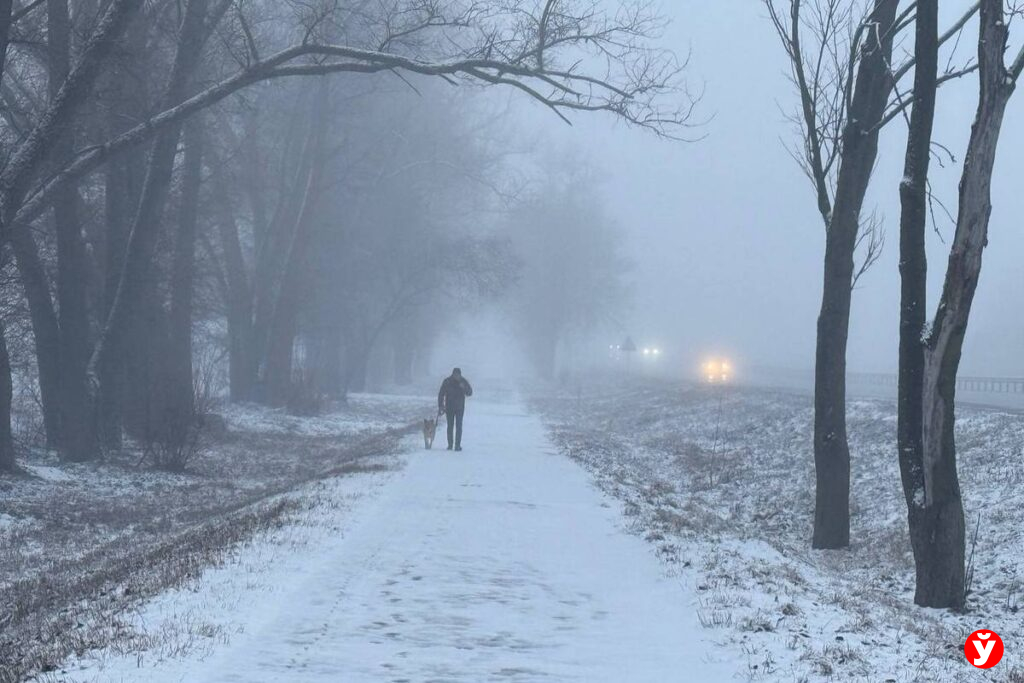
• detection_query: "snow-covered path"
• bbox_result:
[64,401,735,682]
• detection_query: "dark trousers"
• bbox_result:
[446,409,464,448]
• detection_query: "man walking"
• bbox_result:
[438,368,473,451]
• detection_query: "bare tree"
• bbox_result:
[159,117,205,461]
[508,165,629,380]
[0,0,143,231]
[765,0,978,549]
[261,84,329,407]
[896,0,939,607]
[898,0,1024,610]
[0,0,147,461]
[767,0,899,549]
[87,0,221,453]
[0,0,693,469]
[13,0,695,231]
[48,0,95,463]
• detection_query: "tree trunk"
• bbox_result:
[261,91,327,406]
[121,276,168,440]
[163,119,203,441]
[344,340,370,395]
[811,0,899,549]
[212,183,257,402]
[262,159,323,406]
[249,101,316,402]
[95,15,148,450]
[88,0,209,404]
[0,321,15,472]
[915,0,1018,609]
[896,0,950,610]
[812,280,852,548]
[318,325,343,397]
[0,0,145,450]
[97,150,135,449]
[49,0,97,462]
[8,228,62,447]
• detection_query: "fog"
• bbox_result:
[6,2,1024,675]
[464,1,1023,382]
[1,0,1022,468]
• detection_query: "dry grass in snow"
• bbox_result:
[536,377,1024,682]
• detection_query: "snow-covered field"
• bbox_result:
[25,400,737,683]
[0,394,429,682]
[536,378,1024,682]
[219,393,431,437]
[7,383,1023,682]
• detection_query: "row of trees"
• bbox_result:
[507,163,630,380]
[768,0,1023,609]
[0,0,691,471]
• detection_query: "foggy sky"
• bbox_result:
[495,2,1024,378]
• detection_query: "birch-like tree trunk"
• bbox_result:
[914,0,1021,609]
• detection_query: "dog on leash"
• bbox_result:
[422,416,438,449]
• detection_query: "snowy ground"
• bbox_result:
[10,383,1023,682]
[0,394,428,681]
[29,400,736,683]
[536,377,1024,682]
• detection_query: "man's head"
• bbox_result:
[452,367,462,378]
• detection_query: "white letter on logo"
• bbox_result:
[973,637,996,666]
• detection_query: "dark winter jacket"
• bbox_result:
[438,375,473,413]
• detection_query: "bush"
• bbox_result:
[145,353,220,473]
